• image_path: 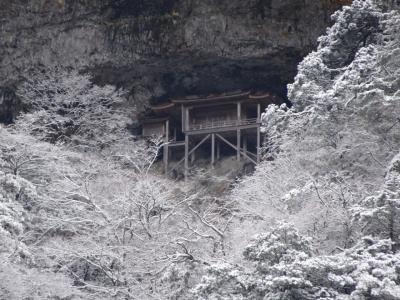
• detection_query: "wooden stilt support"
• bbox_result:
[216,140,220,160]
[257,102,261,164]
[190,135,210,156]
[237,129,241,163]
[185,107,190,131]
[174,134,211,179]
[181,104,185,130]
[237,101,241,163]
[164,120,169,175]
[184,134,189,181]
[257,125,261,163]
[211,133,215,168]
[216,134,257,165]
[191,150,195,164]
[171,134,210,172]
[243,134,247,155]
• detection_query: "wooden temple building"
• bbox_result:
[141,91,280,180]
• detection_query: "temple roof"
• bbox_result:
[150,91,277,111]
[170,91,250,104]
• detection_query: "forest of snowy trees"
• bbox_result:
[1,0,400,299]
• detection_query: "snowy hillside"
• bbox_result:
[1,0,400,299]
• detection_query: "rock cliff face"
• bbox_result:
[0,0,348,122]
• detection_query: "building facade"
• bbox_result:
[142,91,280,180]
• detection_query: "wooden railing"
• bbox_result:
[188,118,259,131]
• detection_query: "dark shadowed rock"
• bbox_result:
[0,86,22,124]
[0,0,348,118]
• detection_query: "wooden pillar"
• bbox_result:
[184,134,189,181]
[257,103,261,163]
[211,133,215,168]
[237,101,241,163]
[237,129,241,162]
[257,125,261,163]
[217,140,220,160]
[243,134,248,155]
[164,120,169,175]
[191,149,195,164]
[181,104,185,131]
[185,107,190,131]
[237,102,241,122]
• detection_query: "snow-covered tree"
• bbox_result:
[15,68,131,150]
[353,152,400,248]
[193,223,400,300]
[231,0,400,254]
[243,222,313,267]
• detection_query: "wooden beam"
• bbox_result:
[185,107,190,131]
[191,150,195,164]
[211,133,215,168]
[217,140,220,160]
[189,134,210,157]
[169,157,185,174]
[164,120,169,175]
[237,101,241,163]
[170,134,211,174]
[216,134,257,165]
[244,149,257,159]
[257,125,261,163]
[186,123,258,136]
[181,104,185,131]
[184,134,189,181]
[237,129,241,162]
[166,119,169,140]
[168,142,185,147]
